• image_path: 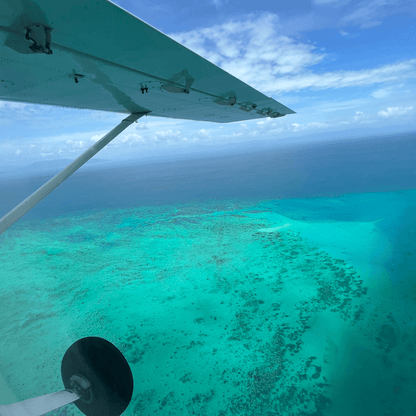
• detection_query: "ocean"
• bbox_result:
[1,131,416,416]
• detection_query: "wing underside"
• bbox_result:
[0,0,295,123]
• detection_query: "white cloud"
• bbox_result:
[170,13,326,87]
[16,149,21,155]
[122,133,145,145]
[0,101,27,110]
[198,129,210,137]
[353,111,367,121]
[378,106,413,117]
[371,85,403,98]
[313,0,351,6]
[289,121,329,132]
[273,60,416,93]
[155,130,182,140]
[333,110,374,126]
[169,15,416,95]
[302,98,371,114]
[66,139,85,149]
[251,116,331,136]
[339,0,407,30]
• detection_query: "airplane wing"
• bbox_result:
[0,0,295,123]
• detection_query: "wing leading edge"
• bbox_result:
[0,0,295,123]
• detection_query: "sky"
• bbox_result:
[1,0,416,167]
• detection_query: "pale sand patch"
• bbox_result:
[257,213,392,292]
[0,372,18,404]
[258,223,292,232]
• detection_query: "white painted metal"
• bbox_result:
[0,112,146,235]
[0,390,81,416]
[0,0,294,122]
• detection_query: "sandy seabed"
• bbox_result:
[1,190,416,416]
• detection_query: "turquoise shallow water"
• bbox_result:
[1,189,416,415]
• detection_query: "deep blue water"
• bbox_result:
[1,132,415,221]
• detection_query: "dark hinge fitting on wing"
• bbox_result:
[239,103,257,112]
[214,96,236,106]
[161,70,194,94]
[269,112,285,118]
[140,84,149,94]
[25,24,53,55]
[213,91,237,106]
[257,108,286,118]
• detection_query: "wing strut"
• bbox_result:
[0,112,149,235]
